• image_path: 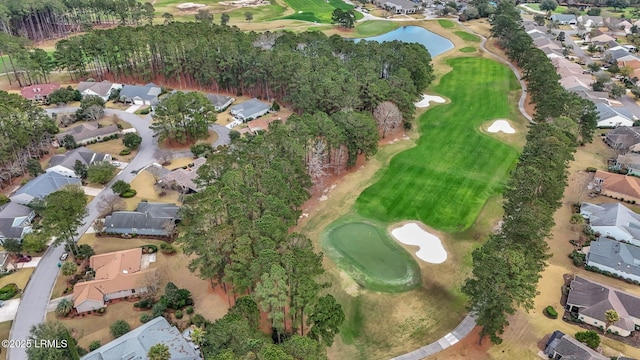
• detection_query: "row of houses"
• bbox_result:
[550,13,640,35]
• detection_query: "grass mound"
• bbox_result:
[438,19,455,28]
[323,217,420,292]
[355,20,399,37]
[460,46,476,53]
[356,57,522,232]
[282,0,354,23]
[454,31,480,42]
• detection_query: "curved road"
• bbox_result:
[7,108,229,360]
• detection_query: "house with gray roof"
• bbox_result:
[104,202,180,237]
[46,147,112,178]
[587,237,640,283]
[230,98,271,121]
[80,316,201,360]
[566,275,640,336]
[160,157,206,193]
[581,202,640,243]
[597,103,635,128]
[374,0,422,14]
[578,15,605,29]
[605,126,640,151]
[543,330,608,360]
[119,83,161,106]
[206,94,234,111]
[9,173,81,205]
[550,14,577,25]
[0,202,34,244]
[606,46,632,62]
[55,122,119,146]
[76,80,122,102]
[616,152,640,176]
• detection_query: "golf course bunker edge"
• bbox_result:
[390,222,447,264]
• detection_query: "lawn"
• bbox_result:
[123,170,182,210]
[85,138,137,162]
[281,0,355,23]
[355,57,523,232]
[0,321,11,360]
[438,19,455,28]
[0,267,34,298]
[354,20,399,37]
[460,46,476,53]
[322,216,421,292]
[454,30,480,42]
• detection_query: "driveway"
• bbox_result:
[0,299,20,323]
[8,108,159,360]
[81,186,103,197]
[16,257,41,269]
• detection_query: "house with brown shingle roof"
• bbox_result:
[159,158,206,193]
[55,122,119,146]
[73,248,155,313]
[594,170,640,204]
[566,275,640,336]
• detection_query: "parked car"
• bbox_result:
[59,253,68,261]
[16,254,32,263]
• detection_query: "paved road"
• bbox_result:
[7,108,158,360]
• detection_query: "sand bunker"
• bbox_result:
[176,2,206,10]
[391,222,447,264]
[487,119,515,134]
[415,94,446,108]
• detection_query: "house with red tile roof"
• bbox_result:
[594,170,640,203]
[20,83,60,103]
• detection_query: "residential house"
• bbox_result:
[76,80,122,102]
[374,0,422,14]
[581,202,640,242]
[55,123,119,146]
[543,330,608,360]
[159,157,206,193]
[73,248,156,313]
[230,98,271,121]
[118,83,161,106]
[550,14,578,25]
[46,147,112,178]
[566,275,640,336]
[578,15,605,29]
[9,172,81,205]
[596,103,634,128]
[542,47,564,59]
[0,202,35,244]
[20,83,60,104]
[587,237,640,283]
[620,59,640,80]
[245,116,286,134]
[569,87,610,105]
[206,94,234,111]
[605,126,640,150]
[103,202,180,237]
[591,33,616,46]
[616,152,640,176]
[533,37,562,50]
[80,316,201,360]
[606,46,632,62]
[593,170,640,203]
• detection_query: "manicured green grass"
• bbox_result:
[355,57,522,232]
[282,0,354,23]
[354,20,399,37]
[460,46,476,53]
[323,216,421,292]
[454,31,480,42]
[438,19,454,28]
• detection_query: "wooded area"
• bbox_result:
[461,0,598,345]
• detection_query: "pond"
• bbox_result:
[354,26,454,57]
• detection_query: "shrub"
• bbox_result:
[0,194,9,206]
[0,283,19,300]
[139,299,153,309]
[185,305,194,314]
[110,320,131,338]
[140,313,153,323]
[123,132,142,150]
[175,310,183,319]
[88,340,101,352]
[191,314,206,327]
[545,305,558,319]
[133,302,140,308]
[161,243,176,255]
[140,244,158,254]
[121,189,137,198]
[119,149,131,156]
[97,307,105,314]
[575,330,600,349]
[586,167,597,172]
[152,301,167,318]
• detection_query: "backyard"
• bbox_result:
[356,57,524,232]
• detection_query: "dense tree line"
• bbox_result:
[178,121,345,356]
[0,91,58,188]
[46,23,432,123]
[0,0,155,41]
[462,0,597,344]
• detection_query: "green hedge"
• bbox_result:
[119,149,131,156]
[545,305,558,319]
[140,244,158,254]
[0,283,19,300]
[121,189,137,198]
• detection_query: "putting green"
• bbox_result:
[460,46,476,53]
[454,31,481,42]
[355,57,522,232]
[438,19,455,28]
[323,218,421,292]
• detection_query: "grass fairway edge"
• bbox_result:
[322,215,421,293]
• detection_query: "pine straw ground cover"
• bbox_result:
[355,57,524,232]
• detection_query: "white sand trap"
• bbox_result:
[487,119,515,134]
[391,222,447,264]
[414,94,445,108]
